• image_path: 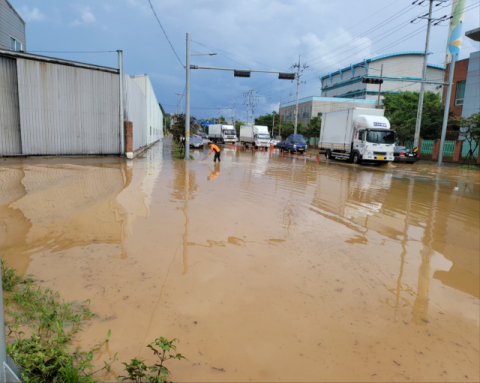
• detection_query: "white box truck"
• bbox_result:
[221,125,237,143]
[318,108,396,165]
[208,124,237,143]
[240,125,271,148]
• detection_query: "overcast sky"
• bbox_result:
[11,0,480,121]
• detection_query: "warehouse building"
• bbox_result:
[280,96,377,126]
[320,52,445,100]
[0,0,26,51]
[0,49,163,157]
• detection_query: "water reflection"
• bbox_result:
[308,164,480,320]
[0,145,164,269]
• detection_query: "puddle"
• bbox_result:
[0,139,479,382]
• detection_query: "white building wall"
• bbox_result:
[124,75,147,151]
[131,75,163,146]
[321,54,445,99]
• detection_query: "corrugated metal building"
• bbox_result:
[0,49,163,157]
[0,49,121,156]
[280,97,377,126]
[0,0,26,51]
[320,52,445,100]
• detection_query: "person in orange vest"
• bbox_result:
[207,142,221,162]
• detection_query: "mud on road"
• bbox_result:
[1,139,479,382]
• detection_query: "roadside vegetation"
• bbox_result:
[1,260,185,383]
[170,114,196,160]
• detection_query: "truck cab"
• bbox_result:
[253,126,271,148]
[221,126,237,143]
[351,116,395,164]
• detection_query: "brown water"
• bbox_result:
[1,139,479,382]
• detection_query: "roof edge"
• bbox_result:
[0,49,119,74]
[4,0,26,24]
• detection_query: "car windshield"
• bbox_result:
[224,130,236,135]
[258,134,270,140]
[366,130,396,144]
[293,137,306,144]
[191,138,202,143]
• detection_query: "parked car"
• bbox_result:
[190,136,204,149]
[270,138,280,146]
[394,146,418,163]
[276,134,307,153]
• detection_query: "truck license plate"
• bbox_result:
[377,156,384,160]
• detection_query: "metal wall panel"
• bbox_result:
[0,0,26,51]
[16,58,120,155]
[124,75,147,151]
[0,56,21,155]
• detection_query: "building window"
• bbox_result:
[317,112,323,117]
[302,112,309,118]
[286,115,292,120]
[10,38,23,52]
[455,81,466,106]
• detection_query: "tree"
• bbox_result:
[170,114,197,145]
[235,120,245,137]
[450,112,480,163]
[303,116,322,139]
[278,121,304,139]
[383,91,444,143]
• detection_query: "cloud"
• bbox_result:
[71,6,96,26]
[19,6,45,22]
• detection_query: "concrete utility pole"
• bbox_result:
[414,0,434,149]
[118,50,125,155]
[175,93,185,115]
[438,53,456,166]
[279,98,282,139]
[218,106,222,122]
[245,91,250,124]
[185,32,191,160]
[377,64,384,109]
[251,89,256,125]
[294,56,301,135]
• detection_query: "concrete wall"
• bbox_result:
[0,0,26,51]
[462,51,480,118]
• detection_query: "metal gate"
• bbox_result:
[0,56,21,156]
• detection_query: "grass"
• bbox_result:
[1,260,186,382]
[459,164,478,169]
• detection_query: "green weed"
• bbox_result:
[119,337,185,383]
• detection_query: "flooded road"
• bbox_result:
[1,139,479,382]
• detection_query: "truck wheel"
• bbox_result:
[325,150,331,159]
[353,152,361,165]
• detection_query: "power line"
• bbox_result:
[28,51,116,53]
[146,0,184,68]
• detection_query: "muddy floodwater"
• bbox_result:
[1,139,479,382]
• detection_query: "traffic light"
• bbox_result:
[362,77,383,84]
[278,72,296,80]
[234,70,251,78]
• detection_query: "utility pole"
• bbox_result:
[377,64,384,109]
[218,106,222,123]
[231,100,235,126]
[279,98,282,139]
[291,56,308,135]
[175,93,185,115]
[272,114,275,138]
[414,0,434,149]
[244,91,250,124]
[185,32,191,160]
[438,53,456,166]
[251,89,256,125]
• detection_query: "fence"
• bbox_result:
[462,140,479,158]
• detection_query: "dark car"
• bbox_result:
[394,146,418,163]
[276,134,307,153]
[190,136,204,149]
